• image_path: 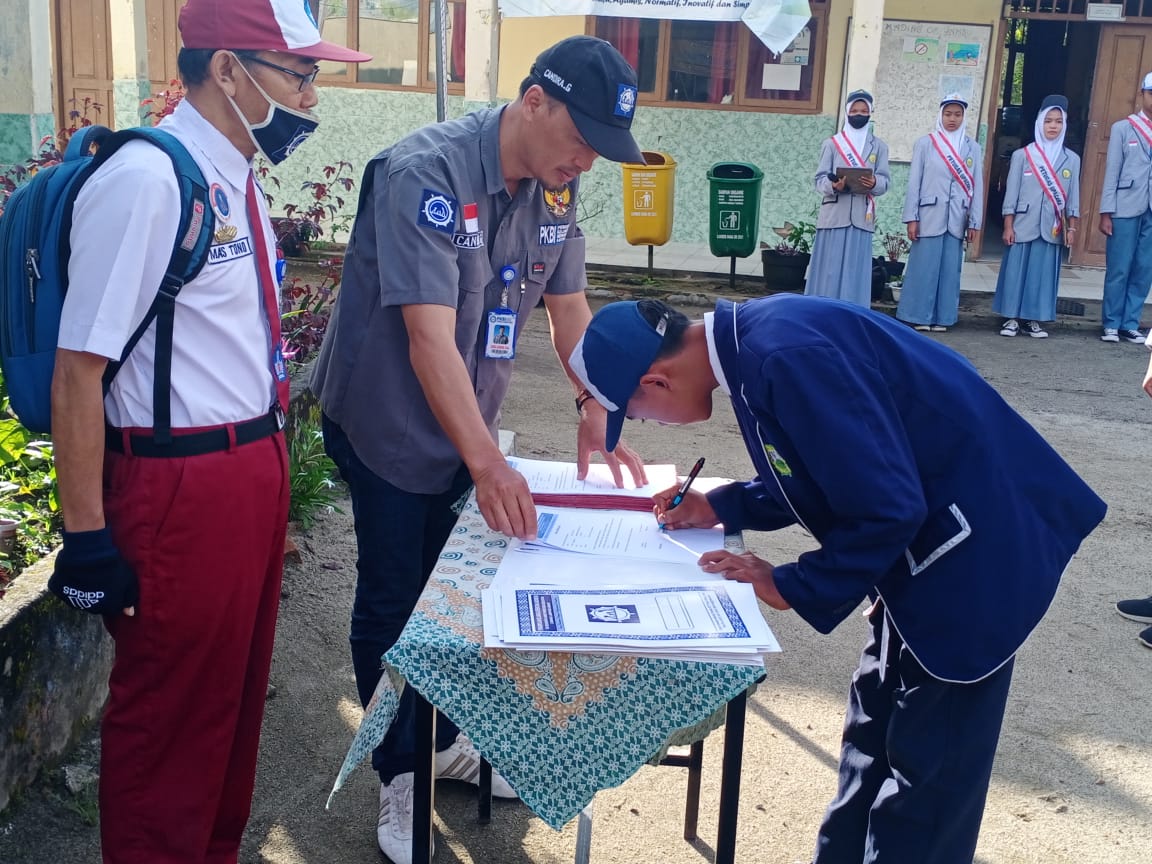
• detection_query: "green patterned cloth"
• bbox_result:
[328,498,765,830]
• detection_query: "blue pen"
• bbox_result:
[661,457,705,530]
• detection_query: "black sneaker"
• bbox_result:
[1119,328,1146,344]
[1140,626,1152,650]
[1116,596,1152,623]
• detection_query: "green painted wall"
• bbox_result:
[262,87,990,255]
[0,112,55,167]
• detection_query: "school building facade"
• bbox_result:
[5,0,1152,266]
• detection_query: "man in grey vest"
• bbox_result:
[1098,72,1152,343]
[310,36,647,864]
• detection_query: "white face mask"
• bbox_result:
[226,55,319,165]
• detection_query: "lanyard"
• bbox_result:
[930,132,974,202]
[244,172,289,412]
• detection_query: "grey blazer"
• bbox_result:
[1099,118,1152,218]
[902,134,985,239]
[814,134,891,232]
[1002,146,1081,244]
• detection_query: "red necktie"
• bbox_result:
[245,172,289,413]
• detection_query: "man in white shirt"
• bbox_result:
[49,1,367,861]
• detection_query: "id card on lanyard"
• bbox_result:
[486,264,519,360]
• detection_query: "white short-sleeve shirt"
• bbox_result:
[59,99,277,428]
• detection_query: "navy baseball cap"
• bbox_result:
[569,301,669,452]
[529,36,645,164]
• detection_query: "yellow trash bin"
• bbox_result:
[621,151,677,246]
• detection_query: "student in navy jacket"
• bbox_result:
[569,294,1106,864]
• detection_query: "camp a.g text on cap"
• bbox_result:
[542,68,573,93]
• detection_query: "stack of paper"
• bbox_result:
[481,501,780,666]
[507,456,678,512]
[482,565,779,666]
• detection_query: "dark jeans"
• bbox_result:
[813,606,1014,864]
[323,414,471,782]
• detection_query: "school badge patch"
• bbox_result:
[418,189,457,233]
[544,184,572,218]
[966,157,974,167]
[869,153,877,163]
[1062,169,1072,179]
[764,444,792,477]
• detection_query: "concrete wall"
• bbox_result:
[0,554,114,813]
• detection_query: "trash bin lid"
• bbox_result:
[707,162,763,181]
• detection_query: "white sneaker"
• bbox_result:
[913,324,931,332]
[1101,328,1120,343]
[435,734,518,799]
[378,774,434,864]
[929,325,948,332]
[1023,320,1048,338]
[1000,319,1019,337]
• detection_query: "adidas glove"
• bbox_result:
[48,528,138,615]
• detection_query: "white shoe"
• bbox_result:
[378,774,434,864]
[435,734,518,799]
[1023,320,1048,338]
[929,325,948,332]
[999,319,1019,337]
[1101,328,1120,343]
[913,324,931,332]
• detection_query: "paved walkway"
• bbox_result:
[584,237,1117,304]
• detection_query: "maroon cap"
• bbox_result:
[179,0,371,64]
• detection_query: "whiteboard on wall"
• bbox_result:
[871,20,993,162]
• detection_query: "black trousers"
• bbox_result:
[813,606,1015,864]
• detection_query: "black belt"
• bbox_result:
[106,407,284,458]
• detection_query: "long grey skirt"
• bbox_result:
[806,226,875,307]
[992,238,1062,322]
[897,233,964,326]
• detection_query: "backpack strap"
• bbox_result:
[91,128,215,446]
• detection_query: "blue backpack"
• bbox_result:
[0,124,215,436]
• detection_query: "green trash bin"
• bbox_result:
[707,162,764,259]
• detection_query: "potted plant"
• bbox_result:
[762,221,815,293]
[881,232,910,279]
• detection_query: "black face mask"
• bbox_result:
[847,115,870,129]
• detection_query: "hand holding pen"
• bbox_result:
[653,457,718,531]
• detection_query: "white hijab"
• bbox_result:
[935,101,967,152]
[1033,105,1067,165]
[841,95,873,153]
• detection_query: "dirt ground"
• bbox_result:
[1,282,1150,864]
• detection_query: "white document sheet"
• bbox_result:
[507,456,678,496]
[519,507,727,563]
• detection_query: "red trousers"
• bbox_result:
[99,433,289,864]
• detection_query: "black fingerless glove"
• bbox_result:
[48,528,138,615]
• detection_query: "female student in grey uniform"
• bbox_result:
[993,95,1080,338]
[897,94,984,332]
[807,90,891,306]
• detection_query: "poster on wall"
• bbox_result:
[498,0,812,53]
[872,20,992,162]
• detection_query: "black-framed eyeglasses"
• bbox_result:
[241,55,320,92]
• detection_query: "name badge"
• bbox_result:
[273,345,288,381]
[485,308,517,360]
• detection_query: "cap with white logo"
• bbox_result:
[529,36,645,165]
[179,0,371,64]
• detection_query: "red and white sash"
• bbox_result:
[930,132,974,202]
[831,132,876,222]
[1024,143,1067,239]
[1127,112,1152,153]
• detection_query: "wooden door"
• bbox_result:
[55,0,114,132]
[1076,25,1152,266]
[146,0,186,96]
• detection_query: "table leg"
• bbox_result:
[412,694,436,864]
[574,802,594,864]
[478,757,492,824]
[683,739,704,841]
[716,689,748,864]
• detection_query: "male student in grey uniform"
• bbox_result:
[1098,72,1152,343]
[310,36,648,863]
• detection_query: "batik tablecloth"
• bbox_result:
[328,497,766,830]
